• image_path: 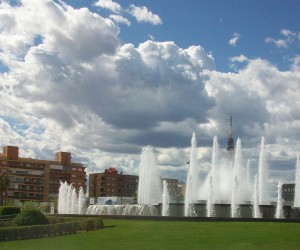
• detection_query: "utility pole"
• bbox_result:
[227,114,235,161]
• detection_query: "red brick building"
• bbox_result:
[89,167,185,204]
[0,146,86,204]
[89,167,138,201]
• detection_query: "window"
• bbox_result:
[16,170,28,174]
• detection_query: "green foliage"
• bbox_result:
[81,218,104,231]
[0,206,21,216]
[0,220,12,228]
[12,209,50,227]
[0,216,104,242]
[22,201,39,211]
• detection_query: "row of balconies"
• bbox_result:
[8,192,44,199]
[8,164,45,170]
[10,188,44,193]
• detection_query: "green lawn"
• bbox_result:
[1,219,300,249]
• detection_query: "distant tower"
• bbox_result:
[227,114,234,160]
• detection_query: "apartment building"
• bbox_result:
[89,167,138,202]
[89,167,185,204]
[0,146,86,204]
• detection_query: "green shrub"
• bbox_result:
[0,206,21,215]
[94,218,104,229]
[0,220,12,228]
[12,209,50,226]
[0,216,103,241]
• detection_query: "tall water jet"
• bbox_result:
[231,175,240,218]
[233,138,243,202]
[71,188,78,214]
[78,187,86,214]
[58,181,68,214]
[294,153,300,207]
[246,159,251,187]
[184,133,199,217]
[252,175,261,218]
[206,174,215,217]
[211,136,220,200]
[258,137,268,205]
[162,180,170,216]
[233,138,243,182]
[138,146,162,205]
[275,181,284,219]
[66,184,73,214]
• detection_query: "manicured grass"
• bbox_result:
[1,219,300,249]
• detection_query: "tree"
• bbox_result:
[0,174,10,206]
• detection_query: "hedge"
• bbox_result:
[0,206,21,216]
[0,217,104,241]
[12,209,50,226]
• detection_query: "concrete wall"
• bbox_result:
[159,203,298,219]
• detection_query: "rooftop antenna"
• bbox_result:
[227,113,235,160]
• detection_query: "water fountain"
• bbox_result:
[85,145,161,216]
[85,204,159,216]
[246,159,251,193]
[211,136,220,200]
[206,174,215,217]
[78,187,86,214]
[184,133,199,217]
[58,181,86,214]
[275,181,284,219]
[231,175,240,218]
[162,180,170,216]
[258,137,268,205]
[233,138,243,202]
[138,146,162,205]
[57,132,300,219]
[252,175,262,218]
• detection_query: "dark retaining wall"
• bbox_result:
[157,203,300,219]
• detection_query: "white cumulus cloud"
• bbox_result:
[229,32,240,47]
[93,0,122,13]
[0,0,299,187]
[265,28,297,48]
[109,14,130,26]
[129,5,162,25]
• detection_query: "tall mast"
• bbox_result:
[227,114,234,160]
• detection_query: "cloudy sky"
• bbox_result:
[0,0,300,192]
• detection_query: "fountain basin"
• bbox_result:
[86,204,160,216]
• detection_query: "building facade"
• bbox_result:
[89,167,185,204]
[0,146,86,204]
[89,167,138,204]
[282,183,295,205]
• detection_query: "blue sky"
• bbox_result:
[62,0,300,72]
[0,0,300,198]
